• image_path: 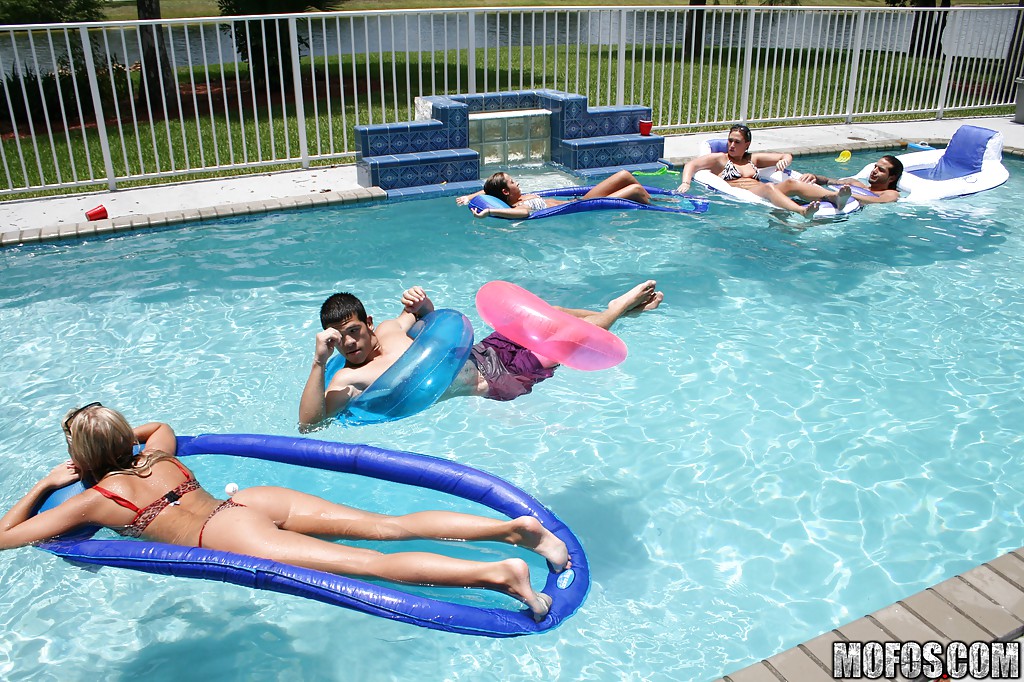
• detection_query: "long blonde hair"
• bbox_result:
[63,405,170,485]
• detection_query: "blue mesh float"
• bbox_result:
[35,433,590,637]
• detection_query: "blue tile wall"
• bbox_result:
[355,120,448,159]
[558,134,664,171]
[356,148,479,191]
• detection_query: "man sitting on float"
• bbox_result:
[773,155,904,206]
[297,282,663,431]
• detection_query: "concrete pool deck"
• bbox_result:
[1,116,1023,247]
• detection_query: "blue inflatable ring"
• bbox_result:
[323,309,473,425]
[467,185,709,219]
[35,434,590,637]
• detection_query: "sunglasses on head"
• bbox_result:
[64,402,102,434]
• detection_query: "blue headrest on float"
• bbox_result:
[468,194,511,213]
[919,125,996,181]
[706,138,729,154]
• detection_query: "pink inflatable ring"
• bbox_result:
[475,281,627,371]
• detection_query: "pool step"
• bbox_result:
[355,90,662,190]
[355,148,479,191]
[554,133,664,171]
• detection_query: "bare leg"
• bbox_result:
[582,170,644,201]
[743,182,818,218]
[552,280,664,326]
[233,486,569,571]
[776,178,851,209]
[608,184,652,204]
[203,508,553,620]
[582,279,664,329]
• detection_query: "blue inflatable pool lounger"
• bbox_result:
[35,433,590,637]
[468,185,709,219]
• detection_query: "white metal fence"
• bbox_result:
[1,6,1021,196]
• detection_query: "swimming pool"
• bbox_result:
[1,153,1022,680]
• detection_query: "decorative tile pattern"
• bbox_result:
[559,134,664,171]
[359,91,658,190]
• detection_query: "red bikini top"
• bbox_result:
[91,458,200,538]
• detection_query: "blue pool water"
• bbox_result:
[1,152,1023,680]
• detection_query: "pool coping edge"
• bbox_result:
[1,187,387,249]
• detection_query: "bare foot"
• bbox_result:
[639,291,664,312]
[510,516,570,573]
[609,280,661,314]
[799,201,820,219]
[826,184,852,209]
[500,558,552,622]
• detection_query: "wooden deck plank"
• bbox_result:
[763,645,834,681]
[960,564,1024,631]
[870,602,945,642]
[799,630,845,670]
[722,662,778,682]
[931,575,1024,639]
[901,590,992,641]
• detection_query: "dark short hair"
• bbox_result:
[320,292,367,329]
[729,124,752,142]
[880,154,903,189]
[482,172,514,206]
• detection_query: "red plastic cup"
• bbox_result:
[638,120,653,136]
[85,205,108,221]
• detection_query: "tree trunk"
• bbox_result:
[1000,0,1024,101]
[689,0,707,60]
[909,0,947,60]
[136,0,178,118]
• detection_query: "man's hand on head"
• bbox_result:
[314,328,342,367]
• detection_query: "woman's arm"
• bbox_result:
[455,190,484,206]
[133,422,176,455]
[0,462,94,550]
[470,204,530,219]
[677,153,721,192]
[751,151,793,171]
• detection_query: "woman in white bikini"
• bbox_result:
[457,169,652,219]
[676,124,849,219]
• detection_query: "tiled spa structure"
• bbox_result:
[354,90,665,198]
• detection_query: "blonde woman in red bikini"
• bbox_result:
[0,404,570,621]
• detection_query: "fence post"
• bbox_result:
[617,9,627,106]
[79,26,117,191]
[467,10,477,94]
[740,8,756,123]
[288,17,309,167]
[844,10,866,124]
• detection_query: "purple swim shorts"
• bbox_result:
[469,332,556,401]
